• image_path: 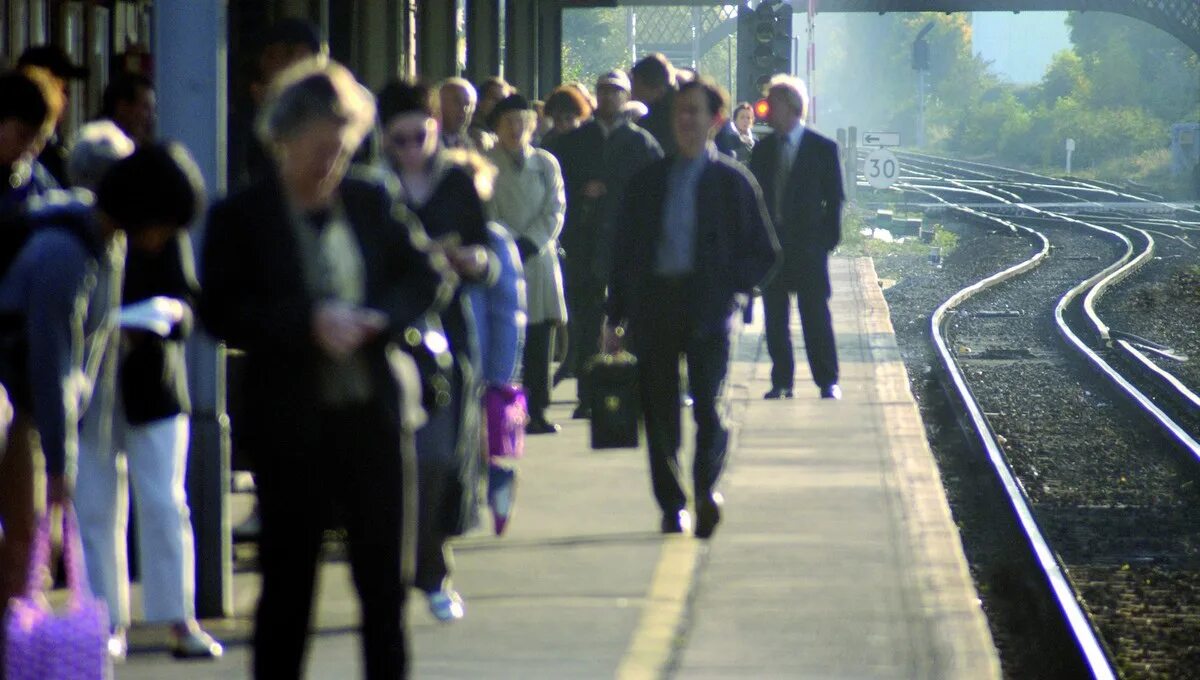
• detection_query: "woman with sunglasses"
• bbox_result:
[377,79,494,622]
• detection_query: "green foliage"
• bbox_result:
[562,9,631,92]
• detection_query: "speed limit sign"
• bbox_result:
[865,148,900,189]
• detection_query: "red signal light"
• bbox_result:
[754,99,770,119]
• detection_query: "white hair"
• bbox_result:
[767,74,809,120]
[439,77,478,106]
[256,57,376,152]
[68,120,135,191]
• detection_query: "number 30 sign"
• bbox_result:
[864,148,900,189]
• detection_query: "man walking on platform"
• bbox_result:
[551,69,662,418]
[749,75,845,401]
[603,78,778,539]
[631,54,679,157]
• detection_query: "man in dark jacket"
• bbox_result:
[749,74,845,401]
[603,78,779,539]
[631,53,678,157]
[550,69,662,418]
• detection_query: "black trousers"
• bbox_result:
[634,279,731,515]
[523,322,554,420]
[253,405,410,680]
[763,286,839,391]
[567,281,605,407]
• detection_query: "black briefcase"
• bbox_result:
[587,352,641,449]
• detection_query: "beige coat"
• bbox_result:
[488,146,567,324]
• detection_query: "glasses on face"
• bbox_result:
[389,130,428,149]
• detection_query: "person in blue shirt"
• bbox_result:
[0,141,203,653]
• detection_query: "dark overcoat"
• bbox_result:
[748,128,845,297]
[199,167,449,457]
[605,146,780,336]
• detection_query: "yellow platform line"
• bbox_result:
[616,535,701,680]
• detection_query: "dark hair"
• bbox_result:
[678,77,728,119]
[101,73,153,119]
[631,53,674,90]
[544,86,591,119]
[733,102,753,117]
[97,142,205,232]
[479,76,511,98]
[261,18,322,55]
[378,79,433,125]
[0,70,53,129]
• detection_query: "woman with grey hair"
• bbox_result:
[200,59,450,679]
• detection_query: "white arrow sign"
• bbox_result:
[864,148,900,189]
[860,131,901,147]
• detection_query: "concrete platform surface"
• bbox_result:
[111,256,998,679]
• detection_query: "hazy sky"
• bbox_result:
[971,12,1071,84]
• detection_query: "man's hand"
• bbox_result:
[47,474,70,506]
[601,321,625,354]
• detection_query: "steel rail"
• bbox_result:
[881,173,1120,678]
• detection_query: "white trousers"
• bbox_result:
[75,408,196,628]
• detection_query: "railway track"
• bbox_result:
[860,152,1200,677]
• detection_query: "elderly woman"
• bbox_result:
[199,59,448,679]
[487,94,567,435]
[376,78,493,623]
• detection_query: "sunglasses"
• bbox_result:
[389,130,428,148]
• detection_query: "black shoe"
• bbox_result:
[661,509,692,534]
[552,366,574,387]
[571,405,591,419]
[695,493,723,539]
[820,384,842,400]
[526,418,561,435]
[763,388,793,400]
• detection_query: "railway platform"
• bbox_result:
[115,256,999,679]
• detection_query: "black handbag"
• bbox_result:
[399,317,454,412]
[586,352,641,449]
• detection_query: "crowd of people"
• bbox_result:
[0,14,845,680]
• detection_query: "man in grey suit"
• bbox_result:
[748,75,845,401]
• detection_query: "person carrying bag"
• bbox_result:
[4,505,109,680]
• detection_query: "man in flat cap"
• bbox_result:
[547,69,662,420]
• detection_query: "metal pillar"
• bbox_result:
[153,0,232,619]
[466,0,502,86]
[418,0,458,82]
[537,1,561,98]
[504,0,537,96]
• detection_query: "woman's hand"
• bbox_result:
[313,302,387,359]
[445,244,489,278]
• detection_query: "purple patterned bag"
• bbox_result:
[4,506,110,680]
[484,384,526,462]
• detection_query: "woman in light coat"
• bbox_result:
[487,94,567,434]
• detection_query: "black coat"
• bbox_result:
[199,168,450,455]
[748,128,845,295]
[550,119,663,282]
[605,146,780,335]
[714,123,753,164]
[119,235,198,424]
[639,93,677,158]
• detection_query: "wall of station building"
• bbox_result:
[2,0,418,189]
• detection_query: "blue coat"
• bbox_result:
[468,222,527,386]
